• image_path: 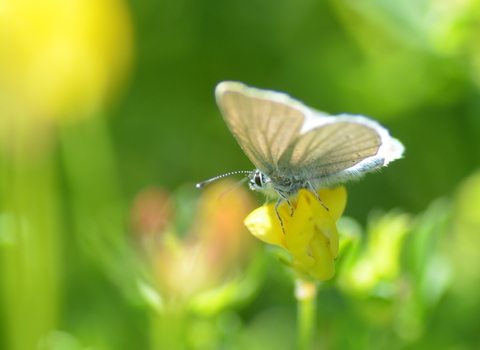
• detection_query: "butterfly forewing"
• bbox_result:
[217,85,305,173]
[284,122,382,177]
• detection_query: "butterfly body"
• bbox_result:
[247,169,306,199]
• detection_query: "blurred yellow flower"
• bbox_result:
[245,187,347,280]
[0,0,133,124]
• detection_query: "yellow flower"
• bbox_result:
[244,187,347,280]
[0,0,133,157]
[0,0,133,123]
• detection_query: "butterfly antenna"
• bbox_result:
[195,170,253,188]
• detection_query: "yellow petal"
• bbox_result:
[306,231,335,280]
[244,205,287,249]
[325,224,339,259]
[310,201,339,259]
[317,187,347,222]
[290,189,340,259]
[285,190,316,267]
[286,189,340,279]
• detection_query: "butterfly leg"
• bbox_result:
[276,189,294,216]
[274,198,287,234]
[306,181,329,211]
[274,190,294,234]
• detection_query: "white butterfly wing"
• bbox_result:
[283,114,403,181]
[216,81,308,174]
[215,81,404,185]
[280,120,382,176]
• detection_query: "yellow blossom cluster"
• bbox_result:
[245,187,347,280]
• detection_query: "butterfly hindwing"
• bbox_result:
[285,121,382,178]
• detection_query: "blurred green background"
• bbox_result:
[1,0,480,349]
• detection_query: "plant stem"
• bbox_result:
[151,307,187,350]
[0,120,61,350]
[295,279,318,350]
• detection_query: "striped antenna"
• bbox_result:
[195,170,253,188]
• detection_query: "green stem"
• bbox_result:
[0,120,61,350]
[295,279,318,350]
[150,307,187,350]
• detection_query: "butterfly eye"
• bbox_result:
[254,173,263,188]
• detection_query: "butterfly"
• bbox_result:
[197,81,404,228]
